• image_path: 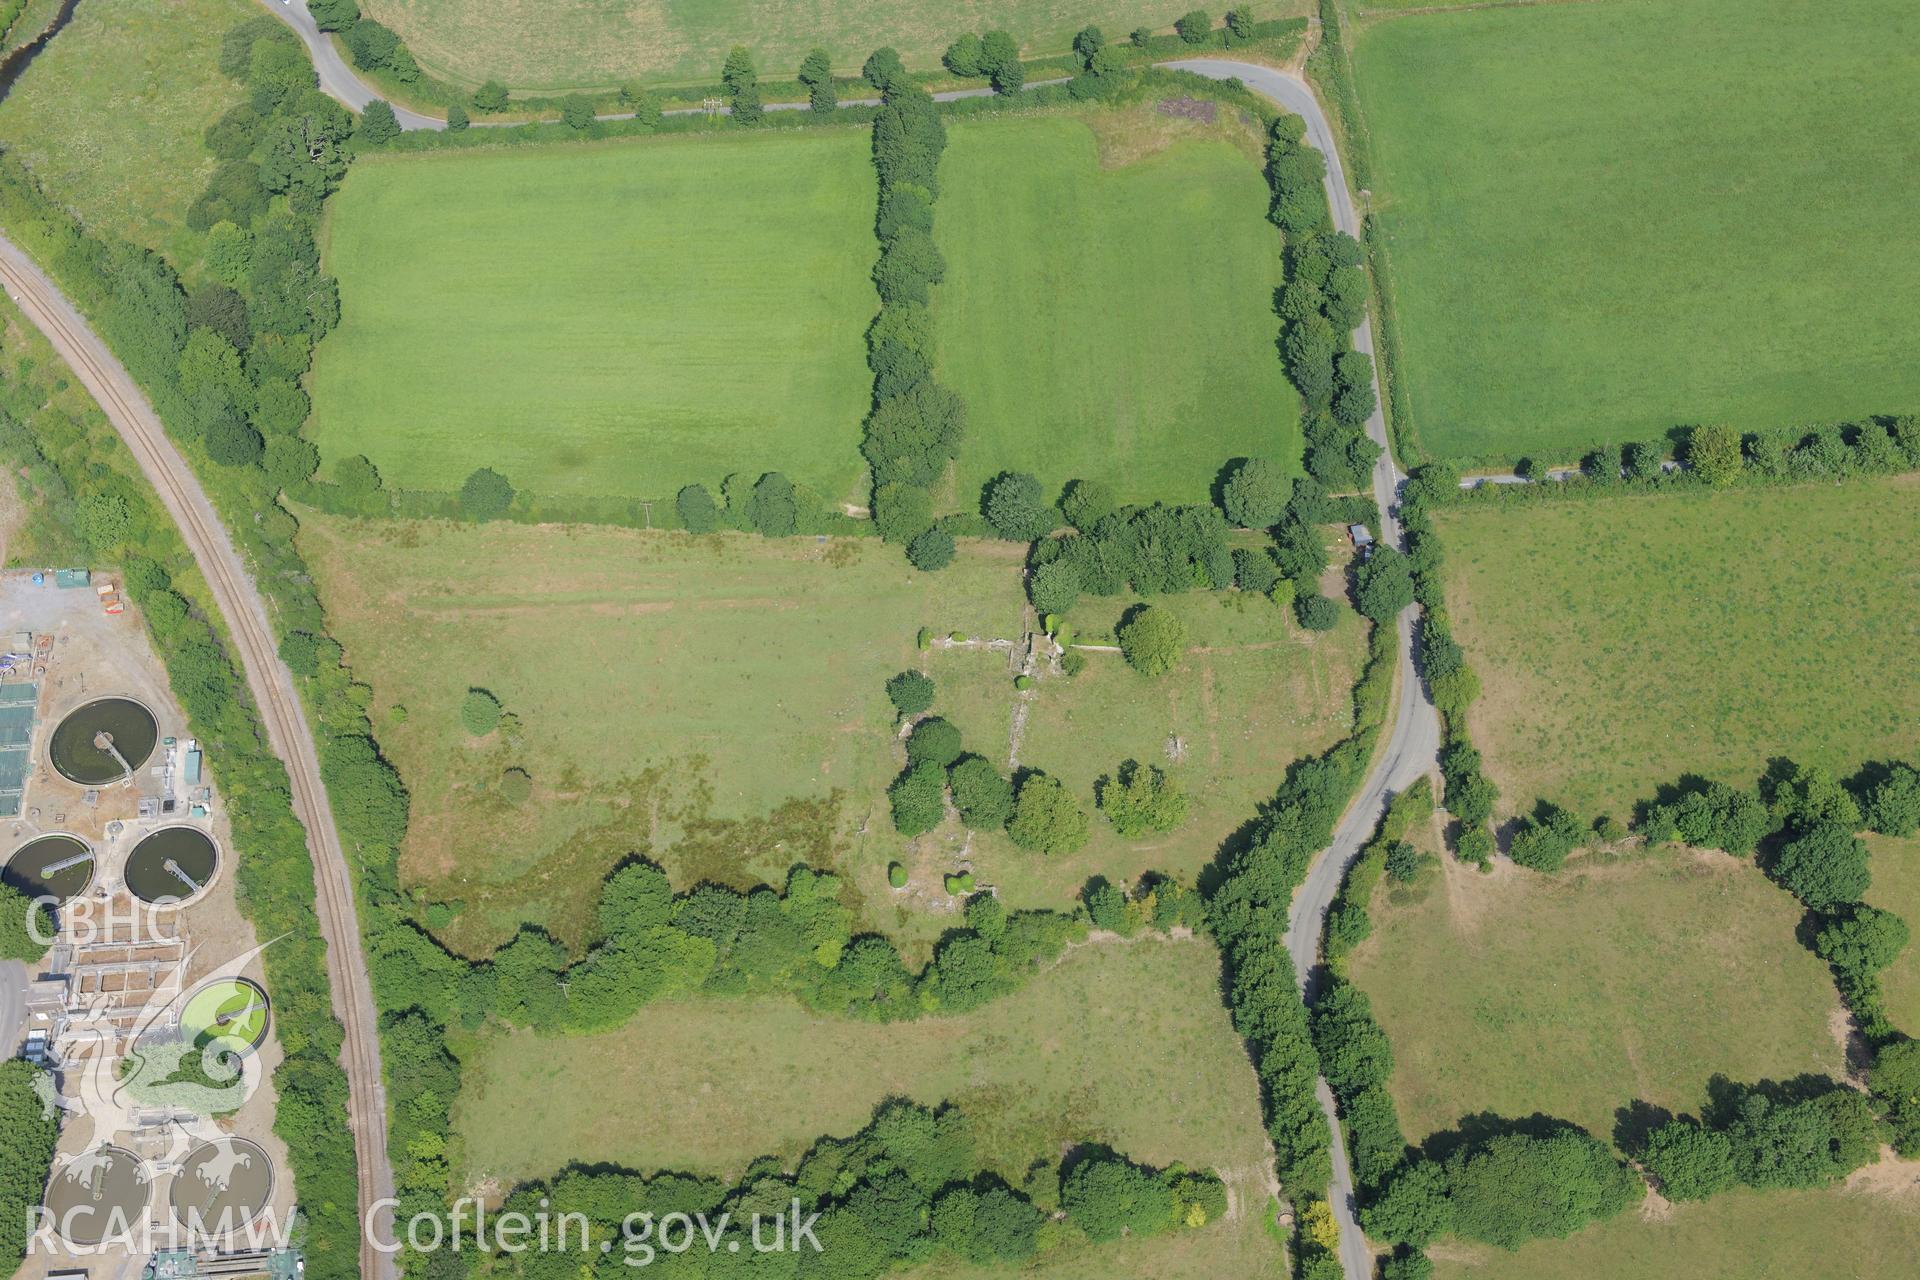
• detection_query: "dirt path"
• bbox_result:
[0,235,397,1279]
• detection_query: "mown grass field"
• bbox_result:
[307,131,878,503]
[457,938,1278,1234]
[1348,849,1844,1147]
[934,112,1296,507]
[1353,0,1920,460]
[1437,478,1920,821]
[300,513,1365,957]
[0,0,253,264]
[362,0,1314,91]
[1866,835,1920,1035]
[1430,1182,1920,1280]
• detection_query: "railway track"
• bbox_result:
[0,235,395,1279]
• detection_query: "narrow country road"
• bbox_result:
[218,23,1438,1280]
[1170,59,1443,1280]
[0,237,397,1280]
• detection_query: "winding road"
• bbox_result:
[17,15,1434,1279]
[0,238,397,1280]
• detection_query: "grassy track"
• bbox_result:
[0,0,253,264]
[1428,1183,1920,1280]
[307,131,878,503]
[361,0,1315,91]
[935,113,1297,506]
[1437,478,1920,820]
[1353,0,1920,460]
[1348,849,1844,1148]
[299,513,1365,957]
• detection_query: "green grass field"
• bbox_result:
[456,936,1274,1186]
[1428,1183,1920,1280]
[300,513,1364,957]
[1866,835,1920,1035]
[307,131,878,503]
[1437,478,1920,821]
[0,0,253,264]
[362,0,1314,91]
[1353,0,1920,460]
[935,112,1297,506]
[1348,849,1845,1148]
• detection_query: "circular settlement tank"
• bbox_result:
[170,1137,274,1235]
[4,833,94,903]
[48,696,158,784]
[181,977,271,1056]
[125,827,218,905]
[44,1145,150,1246]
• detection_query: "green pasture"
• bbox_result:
[1867,835,1920,1036]
[934,112,1297,507]
[307,130,878,503]
[1430,1184,1920,1280]
[1353,0,1920,460]
[1349,851,1844,1148]
[1437,478,1920,820]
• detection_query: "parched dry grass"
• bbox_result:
[1348,848,1846,1146]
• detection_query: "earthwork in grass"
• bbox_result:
[299,512,1366,957]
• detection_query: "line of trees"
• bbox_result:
[862,66,968,568]
[0,1061,57,1270]
[476,1100,1222,1274]
[1267,115,1381,492]
[1447,415,1920,504]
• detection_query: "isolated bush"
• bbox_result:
[949,756,1015,830]
[460,688,503,736]
[886,670,935,718]
[1294,592,1340,631]
[459,467,514,521]
[906,716,965,768]
[499,768,533,805]
[1007,773,1089,854]
[887,862,908,889]
[676,483,719,533]
[1117,607,1187,677]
